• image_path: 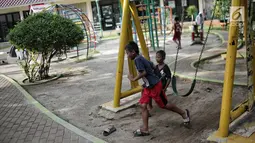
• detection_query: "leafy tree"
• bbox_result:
[186,5,198,21]
[8,12,84,82]
[215,0,231,20]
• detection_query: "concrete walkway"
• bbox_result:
[169,30,248,86]
[0,75,106,143]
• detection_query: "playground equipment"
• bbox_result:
[161,5,174,51]
[207,0,255,142]
[171,0,217,97]
[125,1,180,51]
[110,0,193,108]
[134,0,159,50]
[108,0,255,142]
[191,24,204,45]
[112,0,149,108]
[111,0,194,107]
[132,0,175,51]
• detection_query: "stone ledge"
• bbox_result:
[19,74,63,86]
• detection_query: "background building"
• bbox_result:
[0,0,209,42]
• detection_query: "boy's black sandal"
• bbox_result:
[183,109,190,125]
[103,126,116,136]
[133,129,150,137]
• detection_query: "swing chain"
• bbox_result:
[173,4,186,74]
[194,1,218,79]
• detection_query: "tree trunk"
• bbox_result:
[44,50,57,78]
[39,54,45,80]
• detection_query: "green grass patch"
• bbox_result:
[101,35,120,41]
[89,49,100,54]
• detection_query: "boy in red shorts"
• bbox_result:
[125,41,190,137]
[172,17,182,49]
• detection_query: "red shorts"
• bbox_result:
[173,32,181,41]
[139,81,168,108]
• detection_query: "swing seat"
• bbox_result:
[171,75,196,97]
[170,0,216,98]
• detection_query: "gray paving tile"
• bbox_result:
[40,132,49,139]
[34,130,43,137]
[0,76,99,143]
[55,136,63,143]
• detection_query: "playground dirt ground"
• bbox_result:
[24,79,247,143]
[6,35,248,143]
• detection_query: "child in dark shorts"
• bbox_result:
[125,41,190,137]
[172,17,182,49]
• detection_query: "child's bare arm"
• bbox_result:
[171,25,175,32]
[128,71,146,82]
[163,65,172,91]
[164,79,171,91]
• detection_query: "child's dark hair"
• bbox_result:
[156,50,166,59]
[125,41,139,54]
[174,17,179,22]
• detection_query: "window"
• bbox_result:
[113,3,120,23]
[7,14,13,28]
[23,11,30,19]
[0,15,6,22]
[91,2,99,23]
[13,13,20,23]
[0,15,8,42]
[0,12,21,42]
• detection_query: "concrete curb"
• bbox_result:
[210,31,227,43]
[191,42,244,70]
[0,74,107,143]
[101,36,119,41]
[19,74,63,86]
[169,31,247,86]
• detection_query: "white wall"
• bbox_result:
[198,0,204,13]
[0,6,28,15]
[86,1,93,23]
[0,0,96,16]
[198,0,214,19]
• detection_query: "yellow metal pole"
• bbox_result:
[248,0,255,98]
[113,0,130,107]
[127,11,139,88]
[253,39,255,97]
[246,0,254,110]
[217,0,241,137]
[230,100,248,121]
[129,20,139,87]
[130,3,150,60]
[242,0,247,42]
[121,86,143,98]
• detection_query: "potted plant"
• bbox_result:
[186,5,198,31]
[186,5,198,22]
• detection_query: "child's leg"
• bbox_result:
[164,103,187,119]
[173,34,179,47]
[143,89,152,111]
[138,89,151,132]
[151,82,188,120]
[147,98,153,110]
[141,103,149,131]
[173,39,179,46]
[178,38,182,49]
